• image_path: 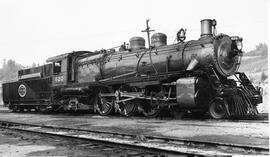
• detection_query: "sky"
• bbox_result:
[0,0,268,67]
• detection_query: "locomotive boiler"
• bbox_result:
[2,19,262,119]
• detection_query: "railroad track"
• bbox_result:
[0,120,268,156]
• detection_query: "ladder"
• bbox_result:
[206,67,224,89]
[236,72,258,95]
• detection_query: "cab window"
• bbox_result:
[53,61,61,74]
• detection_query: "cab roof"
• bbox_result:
[46,51,92,63]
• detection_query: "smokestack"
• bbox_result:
[200,19,216,38]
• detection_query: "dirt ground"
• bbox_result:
[0,110,268,150]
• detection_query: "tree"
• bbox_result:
[260,72,267,82]
[0,59,22,82]
[246,43,268,56]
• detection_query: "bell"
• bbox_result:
[177,28,187,42]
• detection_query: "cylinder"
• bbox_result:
[151,33,167,47]
[200,19,214,38]
[129,37,145,51]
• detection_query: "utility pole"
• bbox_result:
[141,19,155,49]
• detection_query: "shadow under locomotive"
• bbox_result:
[2,19,263,119]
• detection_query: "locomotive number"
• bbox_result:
[54,76,64,83]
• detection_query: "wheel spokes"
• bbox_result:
[103,101,111,112]
[141,101,161,118]
[118,101,137,116]
[97,97,114,116]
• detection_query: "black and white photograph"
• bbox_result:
[0,0,268,156]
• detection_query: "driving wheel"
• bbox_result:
[96,96,114,116]
[141,100,161,118]
[118,101,137,116]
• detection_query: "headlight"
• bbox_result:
[236,40,243,50]
[257,86,263,95]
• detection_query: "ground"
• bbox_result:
[0,109,268,148]
[0,106,268,156]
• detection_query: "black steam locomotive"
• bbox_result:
[2,19,262,119]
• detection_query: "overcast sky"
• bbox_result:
[0,0,268,66]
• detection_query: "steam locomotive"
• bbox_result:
[2,19,262,119]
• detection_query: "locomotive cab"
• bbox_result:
[46,51,90,87]
[47,54,69,86]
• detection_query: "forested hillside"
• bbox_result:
[239,43,268,113]
[239,43,268,83]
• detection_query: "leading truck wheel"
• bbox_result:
[209,98,228,119]
[171,106,186,119]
